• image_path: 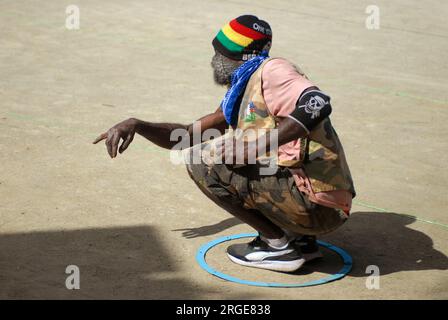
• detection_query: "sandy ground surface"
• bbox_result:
[1,0,447,299]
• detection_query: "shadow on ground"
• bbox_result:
[172,217,241,238]
[174,212,448,277]
[0,226,252,299]
[322,211,448,277]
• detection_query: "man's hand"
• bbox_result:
[215,117,308,165]
[93,118,139,158]
[92,108,226,158]
[215,136,262,165]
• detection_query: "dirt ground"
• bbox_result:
[1,0,447,299]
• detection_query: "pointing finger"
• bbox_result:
[93,133,107,144]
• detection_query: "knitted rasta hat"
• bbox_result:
[212,15,272,61]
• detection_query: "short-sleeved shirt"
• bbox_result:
[262,58,314,163]
[261,58,352,212]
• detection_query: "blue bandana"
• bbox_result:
[220,51,269,126]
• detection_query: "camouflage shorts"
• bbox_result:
[186,162,348,236]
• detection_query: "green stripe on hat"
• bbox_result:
[216,30,244,53]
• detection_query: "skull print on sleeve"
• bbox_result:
[287,89,332,134]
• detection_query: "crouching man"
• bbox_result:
[93,15,355,273]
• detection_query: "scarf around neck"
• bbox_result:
[220,51,269,126]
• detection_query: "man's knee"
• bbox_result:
[186,163,243,206]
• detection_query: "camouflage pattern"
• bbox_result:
[186,162,348,235]
[232,58,284,166]
[236,58,355,195]
[184,57,354,235]
[305,118,356,194]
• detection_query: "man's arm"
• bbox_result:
[221,88,332,163]
[271,88,332,148]
[220,117,308,164]
[93,107,227,158]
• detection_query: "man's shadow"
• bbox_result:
[172,217,242,238]
[320,211,448,276]
[173,212,448,276]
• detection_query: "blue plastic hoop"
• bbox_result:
[195,233,352,288]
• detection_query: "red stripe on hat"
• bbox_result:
[229,19,270,40]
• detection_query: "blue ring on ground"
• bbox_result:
[195,233,353,288]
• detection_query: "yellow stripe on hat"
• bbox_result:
[222,23,254,47]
